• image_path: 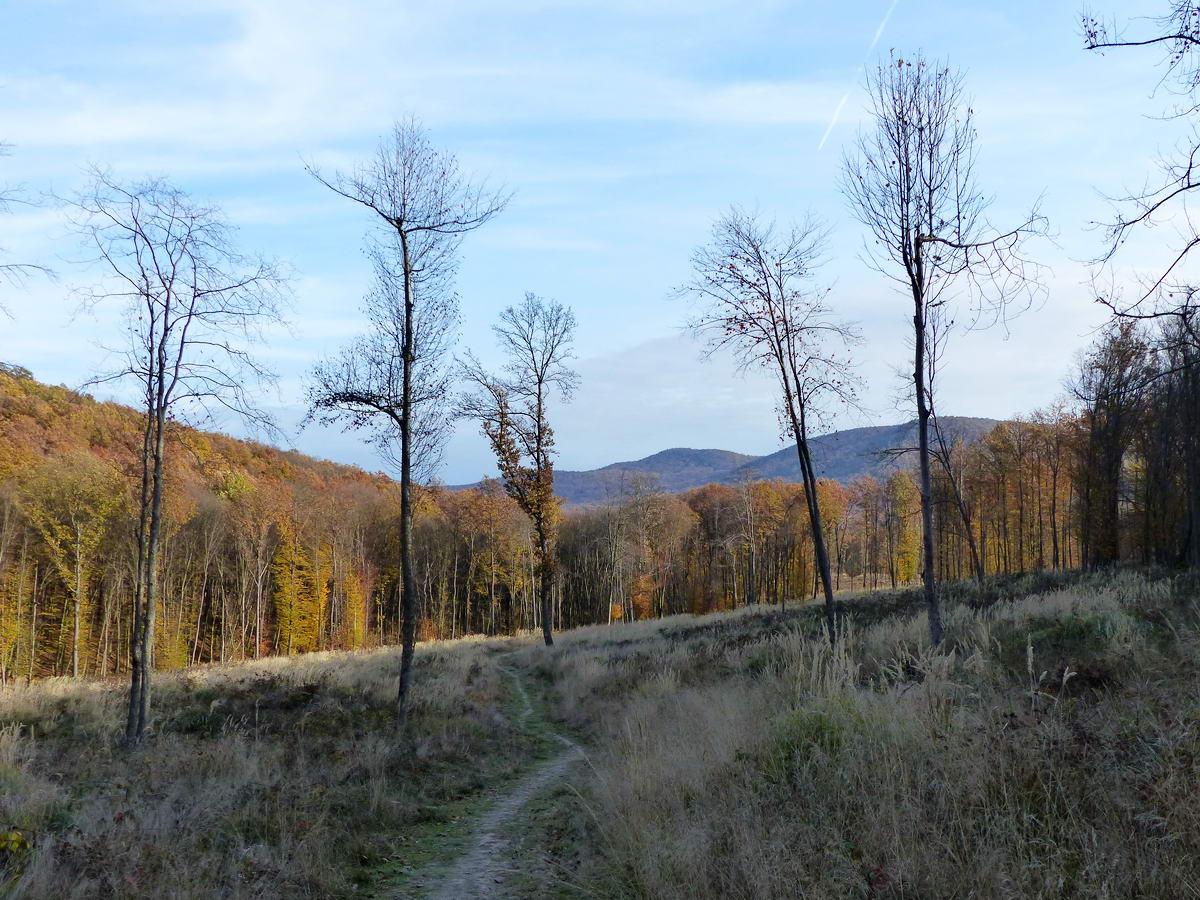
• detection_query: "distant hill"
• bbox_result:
[454,416,999,505]
[733,416,999,483]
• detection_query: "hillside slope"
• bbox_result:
[736,416,998,483]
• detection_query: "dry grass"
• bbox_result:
[5,570,1197,898]
[522,570,1200,898]
[0,635,541,898]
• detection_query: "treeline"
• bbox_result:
[4,304,1195,679]
[1074,315,1200,570]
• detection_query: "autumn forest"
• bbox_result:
[1,307,1194,680]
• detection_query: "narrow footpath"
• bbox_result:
[399,664,584,899]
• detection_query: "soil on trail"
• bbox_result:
[404,664,584,899]
[428,736,581,899]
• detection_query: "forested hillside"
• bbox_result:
[0,366,1051,681]
[0,367,1049,679]
[5,310,1198,683]
[0,364,402,679]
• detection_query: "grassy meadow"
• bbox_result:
[522,569,1200,897]
[3,569,1200,897]
[0,638,546,897]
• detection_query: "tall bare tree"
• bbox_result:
[307,120,505,727]
[460,293,578,647]
[70,168,287,742]
[679,207,859,639]
[1083,4,1200,567]
[841,53,1045,644]
[1083,2,1200,308]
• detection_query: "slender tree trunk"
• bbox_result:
[191,562,210,665]
[787,408,835,643]
[537,524,553,646]
[396,233,418,731]
[912,246,942,646]
[134,402,168,740]
[126,397,155,743]
[28,564,38,683]
[1050,464,1060,569]
[72,543,82,678]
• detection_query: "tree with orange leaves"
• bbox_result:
[460,294,578,647]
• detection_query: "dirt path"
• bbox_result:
[423,666,583,900]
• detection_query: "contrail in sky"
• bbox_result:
[817,0,902,151]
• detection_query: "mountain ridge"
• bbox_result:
[452,416,1000,505]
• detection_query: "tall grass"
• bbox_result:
[527,571,1200,897]
[0,636,537,898]
[4,571,1195,898]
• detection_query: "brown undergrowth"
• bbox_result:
[4,570,1197,898]
[519,570,1200,898]
[0,637,540,898]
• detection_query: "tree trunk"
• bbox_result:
[395,233,418,732]
[126,398,155,743]
[537,526,554,646]
[790,410,837,642]
[912,245,943,646]
[72,545,82,679]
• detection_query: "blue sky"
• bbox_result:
[0,0,1180,483]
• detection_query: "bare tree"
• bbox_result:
[69,168,287,743]
[307,242,457,478]
[679,207,859,640]
[841,52,1046,645]
[307,119,505,727]
[1083,2,1200,308]
[460,293,578,647]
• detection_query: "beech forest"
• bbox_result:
[2,299,1195,680]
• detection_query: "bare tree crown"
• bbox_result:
[459,293,579,474]
[306,118,508,273]
[0,141,53,309]
[680,207,860,431]
[305,119,504,485]
[1083,3,1200,309]
[70,168,288,429]
[841,52,1046,324]
[495,292,580,405]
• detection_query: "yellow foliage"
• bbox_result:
[0,828,30,852]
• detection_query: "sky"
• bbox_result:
[0,0,1184,483]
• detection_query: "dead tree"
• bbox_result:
[841,53,1045,645]
[1083,5,1200,567]
[679,207,859,641]
[307,120,505,727]
[460,293,578,647]
[70,168,287,743]
[1083,2,1200,306]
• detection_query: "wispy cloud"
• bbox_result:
[0,0,1173,481]
[817,0,901,150]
